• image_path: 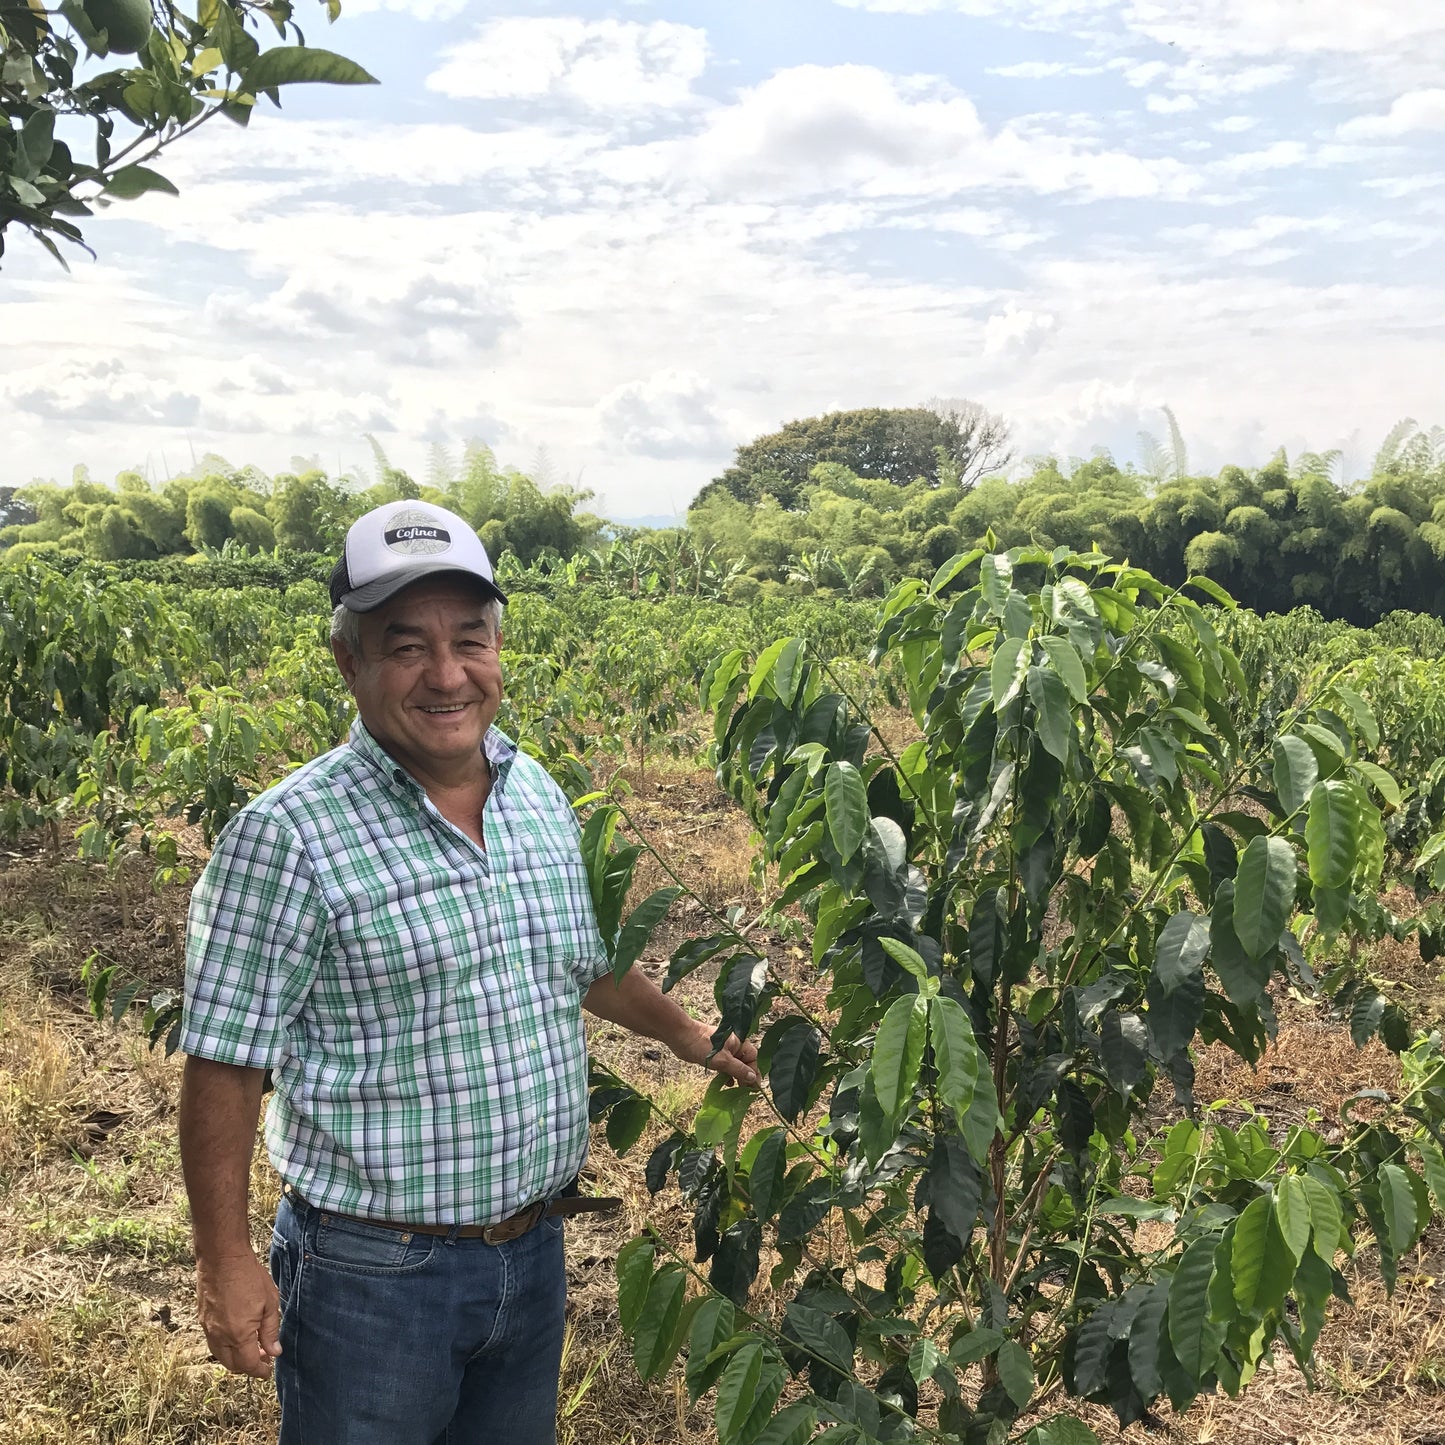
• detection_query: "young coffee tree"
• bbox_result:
[588,545,1445,1444]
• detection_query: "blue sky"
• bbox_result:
[5,0,1444,517]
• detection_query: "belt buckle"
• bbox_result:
[481,1202,541,1245]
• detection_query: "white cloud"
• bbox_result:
[342,0,467,17]
[6,2,1444,517]
[1216,140,1309,174]
[426,17,708,110]
[986,61,1070,79]
[1147,93,1199,114]
[983,305,1057,359]
[596,370,733,459]
[1162,214,1341,259]
[671,64,1189,202]
[1122,0,1444,62]
[1339,88,1445,140]
[1365,173,1445,199]
[1123,61,1170,88]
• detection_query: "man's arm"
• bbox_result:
[584,968,760,1087]
[178,1056,282,1379]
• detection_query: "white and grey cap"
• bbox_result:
[329,502,507,612]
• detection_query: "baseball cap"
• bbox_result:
[329,502,508,612]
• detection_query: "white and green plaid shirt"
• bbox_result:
[181,720,610,1225]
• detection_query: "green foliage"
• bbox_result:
[596,546,1444,1442]
[697,403,1012,510]
[1,0,374,265]
[7,522,1445,1440]
[688,426,1445,625]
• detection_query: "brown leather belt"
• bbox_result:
[289,1187,622,1245]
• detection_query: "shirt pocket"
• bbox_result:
[324,873,465,1049]
[502,828,605,993]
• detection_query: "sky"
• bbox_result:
[4,0,1444,520]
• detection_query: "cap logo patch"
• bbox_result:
[383,508,452,556]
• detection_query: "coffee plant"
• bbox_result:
[589,545,1445,1444]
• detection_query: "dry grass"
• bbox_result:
[2,774,1444,1445]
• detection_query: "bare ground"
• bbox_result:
[2,767,1444,1444]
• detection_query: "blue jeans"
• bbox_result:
[269,1191,566,1445]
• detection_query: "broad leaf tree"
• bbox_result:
[1,0,374,265]
[696,405,1013,512]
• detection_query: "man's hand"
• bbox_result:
[584,969,761,1087]
[693,1031,761,1088]
[196,1251,282,1378]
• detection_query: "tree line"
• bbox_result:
[5,412,1443,627]
[0,442,602,566]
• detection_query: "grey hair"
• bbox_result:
[330,596,504,657]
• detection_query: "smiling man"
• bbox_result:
[177,502,758,1445]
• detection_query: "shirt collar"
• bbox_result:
[347,717,519,797]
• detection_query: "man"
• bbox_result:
[178,501,759,1445]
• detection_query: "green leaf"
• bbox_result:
[1155,910,1210,994]
[703,648,747,712]
[1209,881,1272,1004]
[242,45,379,91]
[748,1129,789,1223]
[1027,663,1073,762]
[1416,1141,1445,1215]
[684,1296,736,1403]
[879,937,929,980]
[714,954,769,1047]
[710,1220,761,1308]
[1100,1010,1148,1096]
[929,995,981,1125]
[961,1075,1001,1166]
[872,994,928,1118]
[692,1075,753,1167]
[990,636,1029,711]
[1305,779,1363,890]
[767,1017,821,1122]
[1168,1236,1224,1380]
[1272,735,1318,820]
[1029,1419,1101,1445]
[1040,635,1089,703]
[1379,1163,1418,1255]
[1333,685,1379,749]
[19,109,55,176]
[1072,1304,1115,1397]
[1127,1279,1170,1400]
[712,1344,763,1437]
[785,1301,855,1376]
[616,1235,656,1334]
[1299,1174,1343,1262]
[103,165,179,200]
[1352,759,1401,809]
[751,1402,818,1445]
[981,552,1012,615]
[772,637,805,706]
[9,175,45,207]
[996,1339,1035,1410]
[908,1336,945,1385]
[1274,1176,1311,1265]
[613,885,681,982]
[631,1265,687,1380]
[605,1094,652,1156]
[1232,1194,1291,1316]
[948,1326,1004,1366]
[1232,835,1296,960]
[824,761,869,864]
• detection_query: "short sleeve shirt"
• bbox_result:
[181,720,611,1225]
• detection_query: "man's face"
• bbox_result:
[332,575,504,782]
